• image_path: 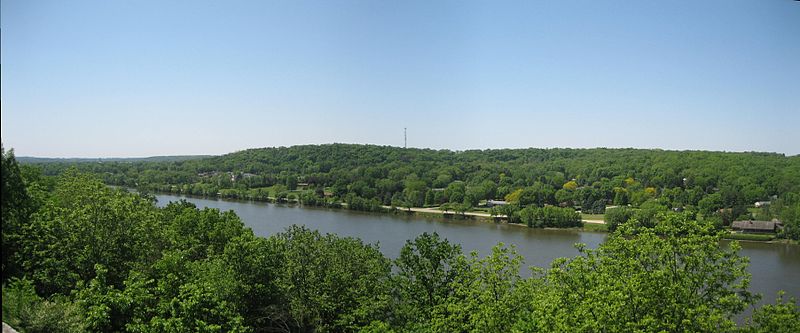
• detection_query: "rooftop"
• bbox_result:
[731,220,781,231]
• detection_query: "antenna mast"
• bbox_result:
[404,128,407,148]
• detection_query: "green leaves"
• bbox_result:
[538,213,758,332]
[746,292,800,333]
[4,165,799,332]
[142,281,249,333]
[393,232,465,326]
[435,244,527,333]
[2,278,84,333]
[18,170,160,296]
[519,206,582,228]
[2,145,36,281]
[270,226,392,332]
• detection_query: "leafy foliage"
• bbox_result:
[2,149,799,332]
[532,214,756,332]
[392,232,465,328]
[2,145,35,280]
[746,292,800,333]
[269,226,392,332]
[519,206,582,228]
[2,279,84,333]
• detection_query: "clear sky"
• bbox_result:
[1,0,798,157]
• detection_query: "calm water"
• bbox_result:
[155,193,800,309]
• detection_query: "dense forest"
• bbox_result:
[4,145,800,332]
[26,144,800,239]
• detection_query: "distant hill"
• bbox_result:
[17,155,214,164]
[24,143,799,214]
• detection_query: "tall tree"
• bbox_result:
[2,144,34,281]
[393,232,465,328]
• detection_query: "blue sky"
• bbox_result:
[2,0,798,157]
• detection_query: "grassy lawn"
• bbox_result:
[581,213,605,221]
[723,233,775,241]
[582,223,608,232]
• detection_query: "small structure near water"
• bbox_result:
[486,200,508,207]
[754,201,771,208]
[731,220,782,233]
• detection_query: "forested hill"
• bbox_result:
[31,144,800,199]
[25,144,800,236]
[208,145,797,188]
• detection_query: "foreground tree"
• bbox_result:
[2,145,34,281]
[516,213,757,332]
[431,244,531,333]
[269,226,392,332]
[746,292,800,333]
[18,170,160,296]
[2,279,84,333]
[392,232,465,329]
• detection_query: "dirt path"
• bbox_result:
[384,206,495,218]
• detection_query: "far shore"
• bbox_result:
[129,188,795,243]
[138,188,607,232]
[385,205,606,224]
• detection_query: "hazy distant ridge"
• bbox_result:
[17,155,213,164]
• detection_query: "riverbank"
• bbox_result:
[722,233,799,245]
[137,189,795,242]
[139,188,607,232]
[386,205,609,232]
[723,233,776,242]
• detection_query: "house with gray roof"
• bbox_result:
[731,220,782,233]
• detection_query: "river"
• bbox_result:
[155,193,800,311]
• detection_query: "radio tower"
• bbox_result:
[404,128,407,148]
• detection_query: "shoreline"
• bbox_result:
[140,188,609,232]
[134,188,797,244]
[131,188,796,243]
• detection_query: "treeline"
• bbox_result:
[4,147,800,332]
[24,144,800,234]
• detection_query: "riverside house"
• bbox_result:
[731,220,783,233]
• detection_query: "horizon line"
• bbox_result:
[11,142,795,160]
